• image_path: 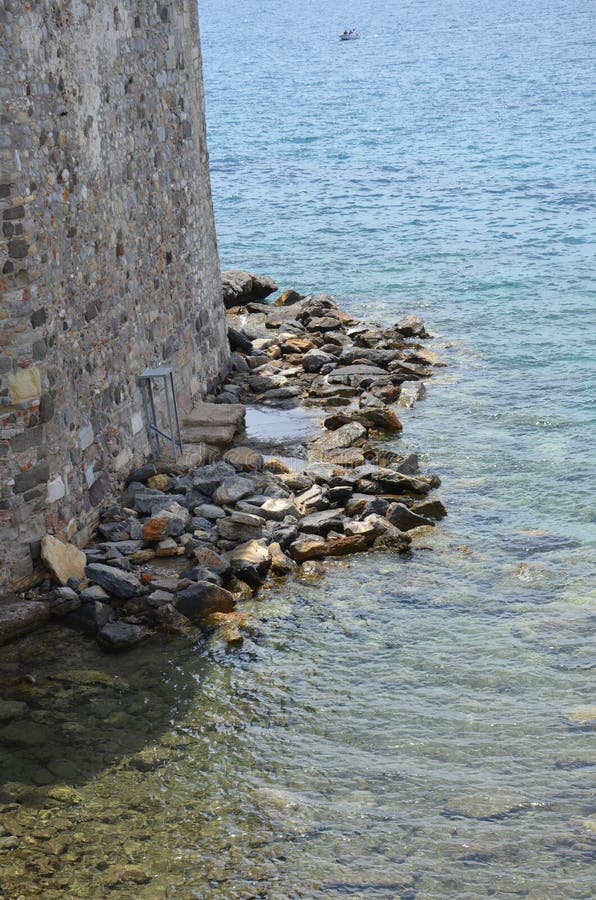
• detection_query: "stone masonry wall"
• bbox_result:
[0,1,228,591]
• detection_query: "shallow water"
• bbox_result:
[1,0,595,896]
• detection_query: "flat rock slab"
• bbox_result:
[85,563,142,600]
[0,600,49,645]
[181,424,238,447]
[97,622,151,652]
[182,400,246,431]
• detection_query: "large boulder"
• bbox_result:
[394,315,430,338]
[85,563,142,600]
[41,535,86,585]
[221,270,278,308]
[386,503,435,531]
[174,583,236,622]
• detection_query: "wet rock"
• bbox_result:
[40,535,86,585]
[395,452,420,475]
[338,346,396,368]
[444,789,529,820]
[368,516,412,552]
[153,604,198,636]
[0,699,28,721]
[97,622,150,652]
[79,584,110,602]
[192,546,232,578]
[229,539,272,588]
[309,422,367,455]
[397,379,426,408]
[222,269,278,307]
[269,541,297,575]
[411,498,447,519]
[274,288,304,306]
[386,502,436,531]
[212,475,256,506]
[224,446,264,472]
[85,563,142,599]
[0,600,49,645]
[0,720,54,747]
[174,583,236,622]
[394,315,430,338]
[563,706,596,727]
[289,537,327,562]
[61,600,115,635]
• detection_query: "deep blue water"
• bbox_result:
[201,0,596,552]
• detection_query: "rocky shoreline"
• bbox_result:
[0,273,446,650]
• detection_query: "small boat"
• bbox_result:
[340,29,359,41]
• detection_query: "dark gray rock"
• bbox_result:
[85,563,142,599]
[300,509,345,537]
[267,519,300,550]
[98,522,131,542]
[302,348,335,373]
[97,622,150,652]
[174,582,236,622]
[126,463,158,484]
[394,315,430,338]
[192,461,236,496]
[212,475,257,506]
[386,503,435,531]
[62,600,115,635]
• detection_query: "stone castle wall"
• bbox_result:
[0,1,228,591]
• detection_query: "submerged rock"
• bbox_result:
[97,622,150,652]
[0,600,49,645]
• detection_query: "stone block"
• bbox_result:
[41,534,86,585]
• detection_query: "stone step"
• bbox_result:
[182,401,245,431]
[181,424,238,447]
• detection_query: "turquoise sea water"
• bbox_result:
[200,0,596,894]
[0,2,594,897]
